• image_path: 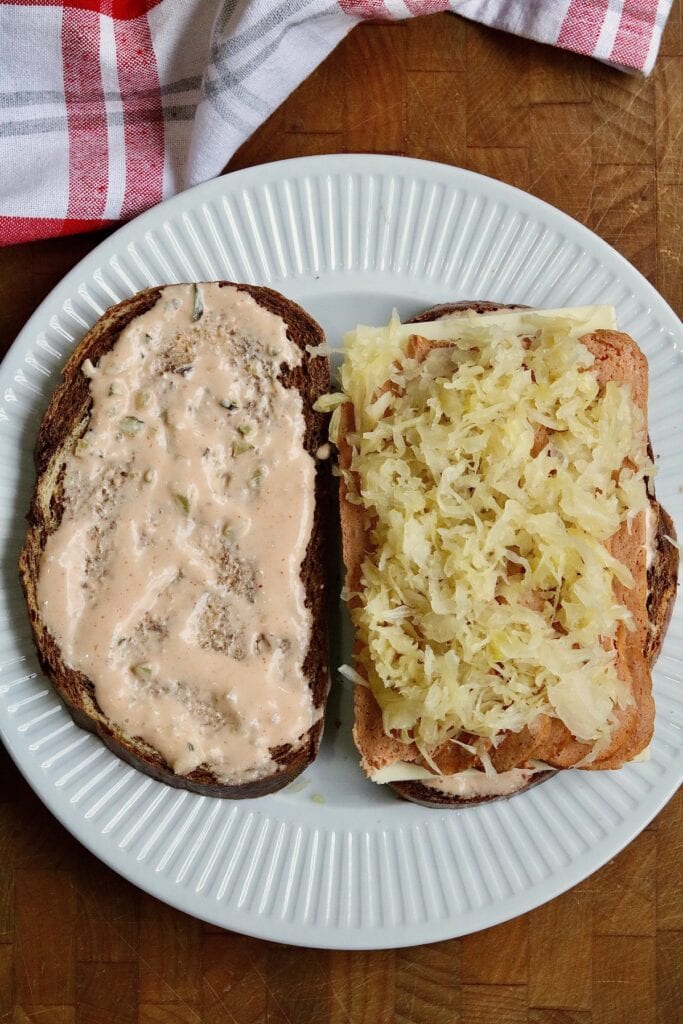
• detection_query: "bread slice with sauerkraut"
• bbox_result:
[328,301,679,806]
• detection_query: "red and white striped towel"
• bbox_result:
[0,0,674,247]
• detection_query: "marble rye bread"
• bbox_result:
[19,283,332,799]
[341,301,679,808]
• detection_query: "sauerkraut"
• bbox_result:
[332,307,652,758]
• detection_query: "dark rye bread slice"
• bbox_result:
[645,502,679,665]
[19,282,332,799]
[342,301,678,807]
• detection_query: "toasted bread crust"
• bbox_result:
[390,769,556,807]
[19,283,332,799]
[646,502,679,664]
[343,301,679,807]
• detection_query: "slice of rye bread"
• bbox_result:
[340,301,679,807]
[19,283,332,799]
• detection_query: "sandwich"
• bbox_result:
[19,282,331,798]
[328,301,679,806]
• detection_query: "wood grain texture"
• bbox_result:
[528,891,593,1010]
[0,9,681,1023]
[461,916,527,986]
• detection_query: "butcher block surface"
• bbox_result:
[0,8,681,1023]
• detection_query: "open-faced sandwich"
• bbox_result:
[19,282,331,798]
[328,301,679,806]
[19,285,679,806]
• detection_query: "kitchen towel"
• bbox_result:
[0,0,674,245]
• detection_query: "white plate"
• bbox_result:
[1,155,681,950]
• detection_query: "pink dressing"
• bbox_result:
[37,283,317,784]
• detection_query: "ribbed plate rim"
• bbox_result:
[1,154,681,950]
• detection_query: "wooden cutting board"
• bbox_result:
[0,9,681,1023]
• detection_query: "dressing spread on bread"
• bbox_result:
[370,761,539,797]
[330,307,654,790]
[37,283,318,784]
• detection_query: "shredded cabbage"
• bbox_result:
[314,391,346,413]
[338,663,368,686]
[333,309,652,750]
